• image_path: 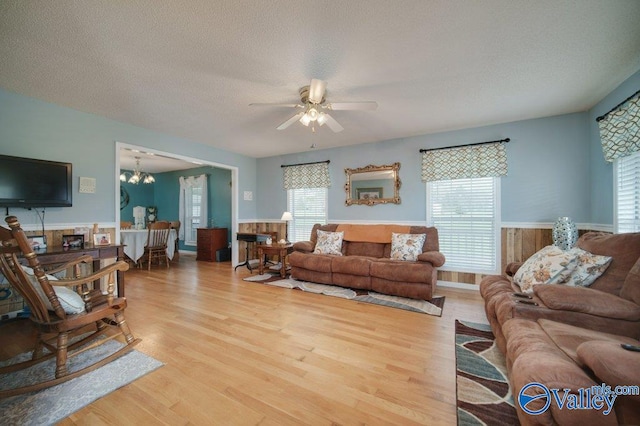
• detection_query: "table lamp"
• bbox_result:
[280,211,293,243]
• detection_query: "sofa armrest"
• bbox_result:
[577,341,640,402]
[292,241,314,253]
[534,285,640,321]
[417,251,445,267]
[505,262,524,277]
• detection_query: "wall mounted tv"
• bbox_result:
[0,154,73,207]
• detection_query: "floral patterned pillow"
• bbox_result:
[513,245,579,294]
[313,230,344,256]
[390,233,426,261]
[564,247,612,287]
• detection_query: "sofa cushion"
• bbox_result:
[332,255,371,276]
[513,245,579,294]
[289,251,333,273]
[344,241,385,258]
[577,232,640,296]
[313,230,344,256]
[370,259,431,283]
[537,318,638,366]
[564,247,612,287]
[390,233,426,261]
[621,257,640,305]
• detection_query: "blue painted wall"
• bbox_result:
[0,88,256,227]
[257,112,591,224]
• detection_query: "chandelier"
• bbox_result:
[120,156,155,184]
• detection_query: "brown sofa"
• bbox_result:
[480,231,640,353]
[289,223,445,300]
[479,231,640,425]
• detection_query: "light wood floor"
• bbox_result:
[0,253,488,425]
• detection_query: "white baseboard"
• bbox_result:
[438,280,479,291]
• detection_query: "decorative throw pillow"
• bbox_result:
[563,247,612,287]
[390,232,426,261]
[21,266,86,314]
[313,230,344,256]
[513,245,579,294]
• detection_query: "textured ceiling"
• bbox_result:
[1,1,640,159]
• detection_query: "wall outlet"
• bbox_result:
[243,191,253,201]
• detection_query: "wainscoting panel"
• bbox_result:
[237,222,287,262]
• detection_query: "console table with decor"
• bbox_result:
[27,244,126,297]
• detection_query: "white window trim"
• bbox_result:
[614,151,640,233]
[425,177,501,275]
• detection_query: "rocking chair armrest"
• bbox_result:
[51,260,129,290]
[43,254,94,275]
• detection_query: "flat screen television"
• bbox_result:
[0,154,73,207]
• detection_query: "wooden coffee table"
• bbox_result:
[257,243,294,278]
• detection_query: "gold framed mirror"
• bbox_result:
[344,162,401,206]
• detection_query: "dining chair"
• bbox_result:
[140,221,172,270]
[169,220,181,262]
[0,215,140,398]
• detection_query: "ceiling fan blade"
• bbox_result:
[249,103,302,108]
[328,101,378,111]
[277,112,305,130]
[308,79,327,104]
[323,114,344,133]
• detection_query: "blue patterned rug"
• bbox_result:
[0,339,163,425]
[455,320,519,425]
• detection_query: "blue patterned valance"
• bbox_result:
[598,91,640,162]
[282,162,331,189]
[421,141,508,182]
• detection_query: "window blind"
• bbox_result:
[616,151,640,233]
[287,187,327,242]
[427,176,499,273]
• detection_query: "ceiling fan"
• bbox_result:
[250,79,377,133]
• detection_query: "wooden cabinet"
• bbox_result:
[196,228,228,262]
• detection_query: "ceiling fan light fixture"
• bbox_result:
[307,107,319,121]
[317,112,327,126]
[299,113,312,126]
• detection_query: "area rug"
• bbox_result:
[243,273,444,316]
[0,339,163,426]
[455,320,519,425]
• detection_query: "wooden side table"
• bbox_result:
[257,243,293,278]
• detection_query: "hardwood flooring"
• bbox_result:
[0,253,488,425]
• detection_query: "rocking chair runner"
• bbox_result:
[0,216,140,398]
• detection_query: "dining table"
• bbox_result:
[120,228,177,264]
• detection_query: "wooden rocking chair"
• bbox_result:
[0,215,140,398]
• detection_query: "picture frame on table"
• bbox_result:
[356,187,383,200]
[62,234,84,249]
[93,233,111,246]
[28,235,47,250]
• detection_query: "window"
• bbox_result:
[179,174,208,246]
[615,151,640,233]
[287,187,328,242]
[426,176,500,274]
[183,184,203,245]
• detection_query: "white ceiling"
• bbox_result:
[1,1,640,160]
